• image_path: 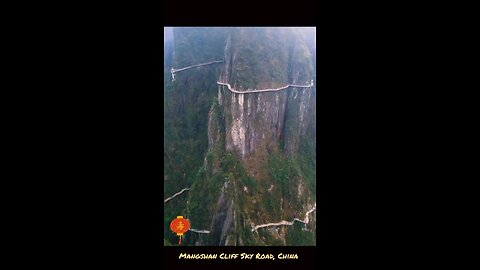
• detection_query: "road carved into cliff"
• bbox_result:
[251,202,316,232]
[217,81,314,94]
[171,61,223,73]
[171,61,223,81]
[164,187,211,233]
[165,187,316,235]
[169,60,314,91]
[164,187,190,203]
[189,228,211,234]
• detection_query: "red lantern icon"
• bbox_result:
[170,216,190,245]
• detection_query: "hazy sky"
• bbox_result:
[163,27,315,49]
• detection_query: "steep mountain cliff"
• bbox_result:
[164,27,316,246]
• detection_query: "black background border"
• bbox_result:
[163,1,318,269]
[20,0,445,267]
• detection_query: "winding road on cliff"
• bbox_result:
[166,60,315,236]
[171,60,314,92]
[164,186,316,234]
[251,202,316,232]
[217,81,313,94]
[171,61,223,74]
[164,187,190,203]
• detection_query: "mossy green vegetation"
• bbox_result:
[164,28,227,245]
[298,139,316,198]
[187,170,223,229]
[230,28,291,89]
[285,222,316,246]
[164,238,173,246]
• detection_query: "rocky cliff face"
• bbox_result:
[219,28,315,162]
[164,27,316,246]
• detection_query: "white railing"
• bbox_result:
[217,80,313,94]
[164,187,190,203]
[251,203,316,232]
